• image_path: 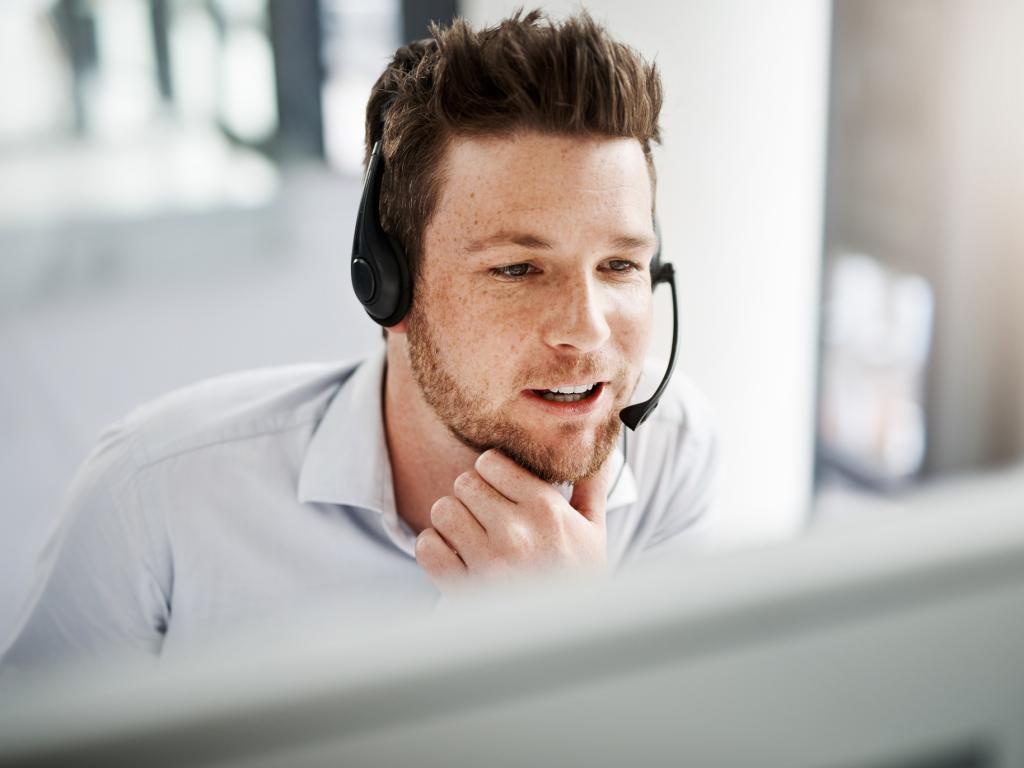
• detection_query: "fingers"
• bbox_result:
[569,457,612,525]
[415,527,467,586]
[474,449,548,504]
[475,448,608,525]
[429,495,487,565]
[419,452,610,585]
[452,469,514,531]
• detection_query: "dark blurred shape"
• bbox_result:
[851,742,993,768]
[402,0,456,44]
[51,0,98,135]
[149,0,173,102]
[268,0,324,160]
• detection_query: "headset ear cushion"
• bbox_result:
[651,255,663,287]
[650,217,663,289]
[352,141,414,326]
[373,235,413,326]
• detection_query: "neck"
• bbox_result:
[383,335,480,534]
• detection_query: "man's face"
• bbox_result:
[404,132,656,484]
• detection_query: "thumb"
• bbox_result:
[569,457,612,525]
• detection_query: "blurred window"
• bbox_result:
[818,253,934,489]
[0,0,403,225]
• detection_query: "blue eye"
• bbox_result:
[490,263,534,279]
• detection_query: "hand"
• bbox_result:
[415,449,610,594]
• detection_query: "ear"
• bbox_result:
[386,317,409,335]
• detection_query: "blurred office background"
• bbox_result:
[1,0,1022,643]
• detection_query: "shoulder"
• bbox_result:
[631,360,717,470]
[62,359,368,523]
[118,360,364,470]
[3,361,370,668]
[623,362,719,552]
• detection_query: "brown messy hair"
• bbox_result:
[364,8,663,280]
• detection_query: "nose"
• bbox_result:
[542,272,612,353]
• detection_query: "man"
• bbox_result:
[2,10,717,669]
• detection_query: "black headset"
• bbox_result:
[351,108,679,431]
[351,135,412,328]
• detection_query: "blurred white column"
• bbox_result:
[462,0,831,546]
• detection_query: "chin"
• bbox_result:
[509,421,620,486]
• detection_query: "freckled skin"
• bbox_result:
[385,131,656,536]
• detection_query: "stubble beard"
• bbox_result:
[405,305,626,485]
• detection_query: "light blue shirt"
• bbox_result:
[2,349,717,671]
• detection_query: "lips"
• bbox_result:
[522,382,607,416]
[533,383,600,402]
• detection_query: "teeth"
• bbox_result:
[537,383,599,403]
[547,384,596,394]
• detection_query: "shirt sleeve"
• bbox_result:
[1,418,172,677]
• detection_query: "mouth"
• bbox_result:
[521,382,608,416]
[531,382,603,403]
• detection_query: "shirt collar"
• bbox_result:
[298,348,395,516]
[297,348,638,516]
[604,441,638,510]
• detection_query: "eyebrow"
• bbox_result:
[463,230,656,254]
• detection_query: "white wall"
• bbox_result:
[461,1,831,545]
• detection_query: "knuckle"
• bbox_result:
[503,522,532,554]
[416,529,457,572]
[430,498,456,528]
[415,530,438,561]
[522,495,558,527]
[475,450,503,479]
[453,471,474,495]
[539,494,562,516]
[474,450,493,471]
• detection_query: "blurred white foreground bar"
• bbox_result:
[2,466,1024,767]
